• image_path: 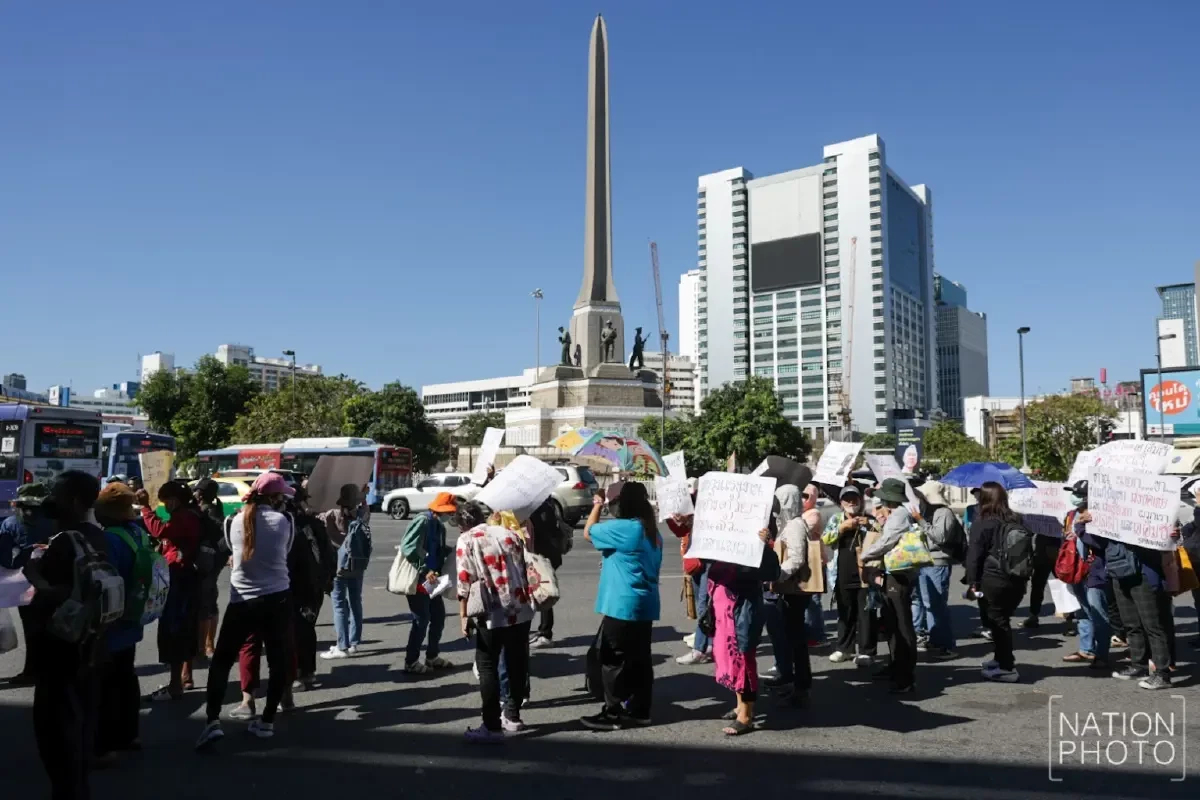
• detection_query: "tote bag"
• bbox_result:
[386,550,420,596]
[883,526,935,573]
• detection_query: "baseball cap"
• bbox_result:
[839,485,862,500]
[428,492,458,514]
[251,471,295,497]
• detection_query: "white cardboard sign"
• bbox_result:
[138,450,175,507]
[1086,467,1180,552]
[684,472,777,568]
[470,427,506,485]
[663,451,686,479]
[1071,441,1170,486]
[1008,481,1073,538]
[474,455,563,522]
[814,441,863,486]
[654,475,694,521]
[864,453,903,483]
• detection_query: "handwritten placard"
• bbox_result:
[1009,481,1073,538]
[138,450,175,507]
[814,441,864,486]
[475,455,563,522]
[684,472,777,568]
[663,451,686,479]
[654,475,694,521]
[1072,441,1170,486]
[1087,467,1180,551]
[1065,450,1093,487]
[470,427,506,485]
[864,453,902,483]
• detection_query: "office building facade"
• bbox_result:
[1156,282,1198,367]
[934,271,989,418]
[214,344,322,392]
[641,351,696,412]
[140,352,175,382]
[421,370,536,429]
[677,269,702,366]
[699,135,936,437]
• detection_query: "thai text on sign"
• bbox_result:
[1086,467,1180,552]
[684,472,776,568]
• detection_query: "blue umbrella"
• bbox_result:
[940,462,1036,491]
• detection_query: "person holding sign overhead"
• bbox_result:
[580,481,662,732]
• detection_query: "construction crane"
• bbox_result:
[650,241,669,451]
[831,236,856,439]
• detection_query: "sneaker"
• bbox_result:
[280,693,295,712]
[974,627,993,641]
[917,640,931,653]
[929,648,958,661]
[247,719,274,739]
[464,725,504,743]
[529,636,553,650]
[425,656,453,670]
[626,714,653,727]
[320,647,348,661]
[404,661,431,675]
[983,666,1020,683]
[774,686,810,707]
[1112,665,1148,681]
[676,650,712,666]
[228,703,256,721]
[981,659,999,670]
[828,650,850,663]
[195,721,224,751]
[916,634,930,648]
[346,645,359,656]
[1021,616,1040,629]
[145,685,181,703]
[580,709,625,732]
[472,662,480,680]
[889,682,916,694]
[1139,672,1172,691]
[854,654,873,668]
[683,633,696,649]
[501,713,526,732]
[761,670,789,687]
[1111,636,1128,648]
[1088,658,1111,672]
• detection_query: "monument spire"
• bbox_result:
[578,13,618,306]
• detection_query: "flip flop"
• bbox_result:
[1062,652,1093,663]
[722,720,754,737]
[721,709,739,721]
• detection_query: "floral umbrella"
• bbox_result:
[551,428,668,476]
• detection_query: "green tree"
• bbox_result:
[343,382,442,471]
[135,369,192,435]
[861,433,897,451]
[231,375,363,444]
[994,394,1116,480]
[923,420,990,472]
[171,356,260,458]
[453,412,507,446]
[637,413,721,477]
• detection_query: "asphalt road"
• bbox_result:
[2,515,1198,798]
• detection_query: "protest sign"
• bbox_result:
[475,455,563,521]
[470,427,506,485]
[307,455,375,513]
[1065,450,1093,487]
[138,450,175,506]
[1047,578,1081,615]
[0,568,34,609]
[864,453,902,483]
[1086,467,1180,551]
[814,441,863,486]
[1071,441,1170,485]
[1009,481,1073,538]
[663,451,687,479]
[684,472,777,568]
[654,475,694,521]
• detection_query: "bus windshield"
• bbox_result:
[34,422,101,459]
[104,431,176,479]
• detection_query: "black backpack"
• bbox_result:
[937,508,968,564]
[991,520,1035,580]
[194,507,226,577]
[289,515,331,604]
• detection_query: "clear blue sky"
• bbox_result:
[3,1,1197,400]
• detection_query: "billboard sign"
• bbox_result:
[1142,367,1200,437]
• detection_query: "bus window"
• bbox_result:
[34,423,101,460]
[0,421,20,481]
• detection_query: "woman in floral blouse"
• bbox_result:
[454,501,535,742]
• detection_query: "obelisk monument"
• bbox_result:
[570,14,625,372]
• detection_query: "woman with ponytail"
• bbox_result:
[196,472,296,750]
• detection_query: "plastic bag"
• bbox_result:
[0,608,17,654]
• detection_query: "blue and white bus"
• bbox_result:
[101,429,176,481]
[0,404,103,519]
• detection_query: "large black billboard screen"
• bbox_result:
[750,234,822,292]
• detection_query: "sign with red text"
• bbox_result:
[1086,468,1180,551]
[1009,481,1073,538]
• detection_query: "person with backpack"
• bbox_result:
[398,492,456,675]
[1,481,54,685]
[965,481,1031,684]
[821,484,881,667]
[912,481,962,660]
[196,472,297,749]
[1099,531,1173,689]
[137,480,203,701]
[22,471,115,800]
[1021,519,1063,631]
[194,477,227,661]
[527,496,568,649]
[93,482,156,762]
[319,484,371,660]
[290,487,334,689]
[769,484,817,706]
[1057,480,1111,670]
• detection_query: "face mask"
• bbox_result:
[1070,495,1086,508]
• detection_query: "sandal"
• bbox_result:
[1062,652,1094,663]
[721,709,739,721]
[722,720,755,737]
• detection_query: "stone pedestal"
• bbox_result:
[570,302,625,371]
[505,364,663,446]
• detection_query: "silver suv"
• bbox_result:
[551,464,600,526]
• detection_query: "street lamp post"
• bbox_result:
[1017,327,1031,473]
[282,349,297,434]
[531,289,543,377]
[1156,332,1177,442]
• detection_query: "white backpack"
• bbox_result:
[47,530,126,644]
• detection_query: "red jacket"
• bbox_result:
[140,506,201,568]
[667,517,703,576]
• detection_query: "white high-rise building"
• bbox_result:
[140,352,175,382]
[214,344,322,393]
[698,135,937,437]
[641,351,695,412]
[677,270,702,367]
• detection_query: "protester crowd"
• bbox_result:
[2,456,1199,797]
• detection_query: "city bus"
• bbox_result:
[101,429,177,481]
[0,404,103,519]
[194,443,283,476]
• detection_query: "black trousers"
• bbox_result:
[94,647,139,755]
[34,669,98,800]
[598,616,654,718]
[981,573,1026,670]
[1106,580,1126,641]
[1027,535,1060,618]
[206,591,293,724]
[883,573,917,688]
[476,621,531,731]
[780,593,813,691]
[537,608,554,640]
[834,583,878,656]
[294,597,321,679]
[17,604,37,677]
[1113,577,1171,673]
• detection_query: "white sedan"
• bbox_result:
[382,473,475,519]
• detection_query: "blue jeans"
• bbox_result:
[806,593,825,642]
[1071,583,1110,660]
[692,569,712,653]
[331,576,364,651]
[763,596,791,679]
[914,566,955,650]
[405,592,445,666]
